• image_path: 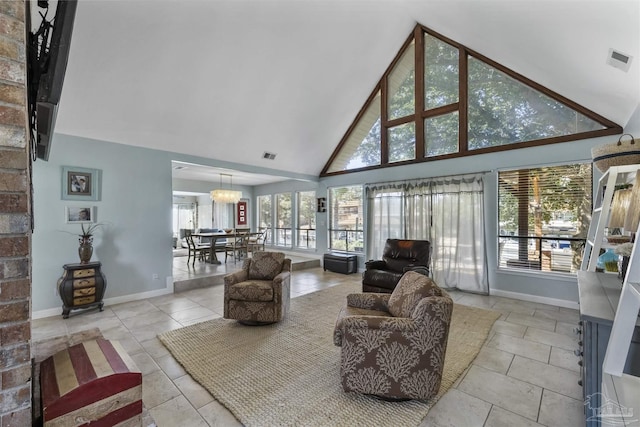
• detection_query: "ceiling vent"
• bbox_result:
[262,152,277,160]
[607,48,633,72]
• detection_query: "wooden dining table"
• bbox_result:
[191,232,260,264]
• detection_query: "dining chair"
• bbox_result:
[185,231,210,266]
[225,233,248,263]
[247,229,267,255]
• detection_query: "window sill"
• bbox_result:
[496,267,577,282]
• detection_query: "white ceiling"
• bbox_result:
[171,161,290,186]
[50,0,640,185]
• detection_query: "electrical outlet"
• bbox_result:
[152,273,159,280]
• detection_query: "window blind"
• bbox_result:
[498,164,591,239]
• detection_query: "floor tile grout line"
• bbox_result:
[481,404,494,427]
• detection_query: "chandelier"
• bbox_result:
[210,173,242,204]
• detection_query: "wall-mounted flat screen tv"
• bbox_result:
[27,0,78,161]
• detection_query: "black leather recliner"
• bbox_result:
[362,239,431,293]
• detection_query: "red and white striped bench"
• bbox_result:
[40,339,142,426]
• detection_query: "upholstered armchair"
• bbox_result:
[334,271,453,400]
[362,239,431,293]
[223,251,291,325]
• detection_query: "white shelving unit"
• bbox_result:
[589,165,640,426]
[578,164,640,425]
[582,164,640,271]
[600,267,640,426]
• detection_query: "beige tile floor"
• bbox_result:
[32,256,586,427]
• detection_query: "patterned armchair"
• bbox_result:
[223,251,291,325]
[333,271,453,400]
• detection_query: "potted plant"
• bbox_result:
[615,242,634,282]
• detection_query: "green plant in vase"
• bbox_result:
[78,223,104,264]
[597,248,619,273]
[604,260,619,273]
[615,242,634,281]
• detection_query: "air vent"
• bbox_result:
[607,48,633,72]
[262,152,277,160]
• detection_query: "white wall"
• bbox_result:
[624,103,640,135]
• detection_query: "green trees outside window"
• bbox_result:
[329,186,364,252]
[257,195,272,244]
[275,193,292,247]
[297,191,316,249]
[498,164,592,273]
[322,26,618,176]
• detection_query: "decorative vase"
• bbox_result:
[78,236,93,264]
[597,248,619,273]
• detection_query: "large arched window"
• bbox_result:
[322,25,620,176]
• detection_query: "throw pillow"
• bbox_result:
[387,270,441,318]
[249,251,285,280]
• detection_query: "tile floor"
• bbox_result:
[32,258,586,427]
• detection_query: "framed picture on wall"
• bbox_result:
[236,199,248,228]
[61,166,102,201]
[65,206,96,224]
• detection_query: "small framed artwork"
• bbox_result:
[61,166,102,201]
[65,206,96,224]
[236,199,248,227]
[317,197,326,213]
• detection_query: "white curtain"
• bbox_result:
[366,190,404,259]
[365,174,488,294]
[213,202,234,230]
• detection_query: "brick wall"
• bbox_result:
[0,1,32,426]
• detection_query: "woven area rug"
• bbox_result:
[159,283,500,427]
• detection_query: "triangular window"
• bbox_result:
[467,57,605,149]
[321,25,620,176]
[326,91,381,173]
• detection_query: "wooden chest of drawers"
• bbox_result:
[57,262,107,318]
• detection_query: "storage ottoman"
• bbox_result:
[323,252,358,274]
[40,339,142,426]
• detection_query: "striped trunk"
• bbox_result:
[40,339,142,426]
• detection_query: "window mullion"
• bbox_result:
[415,26,425,159]
[381,77,389,165]
[459,47,469,154]
[421,103,459,119]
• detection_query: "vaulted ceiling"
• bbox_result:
[51,0,639,181]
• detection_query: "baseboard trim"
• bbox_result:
[33,307,64,320]
[33,278,175,320]
[490,289,579,310]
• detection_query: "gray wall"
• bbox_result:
[32,104,640,313]
[31,134,306,315]
[32,134,174,313]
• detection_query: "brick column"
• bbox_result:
[0,1,32,426]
